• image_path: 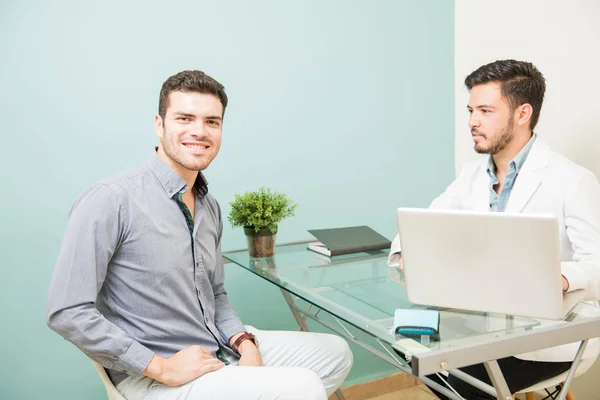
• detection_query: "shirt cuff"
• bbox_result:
[115,340,155,376]
[388,234,402,267]
[218,319,247,344]
[561,262,587,293]
[388,251,401,267]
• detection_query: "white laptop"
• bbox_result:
[396,208,584,320]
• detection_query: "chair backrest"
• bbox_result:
[92,361,127,400]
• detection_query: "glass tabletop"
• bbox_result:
[224,242,600,358]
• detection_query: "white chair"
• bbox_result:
[92,360,127,400]
[516,357,595,400]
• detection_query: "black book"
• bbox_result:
[307,225,391,257]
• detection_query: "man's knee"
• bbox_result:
[253,368,326,400]
[285,368,327,400]
[338,336,353,362]
[327,334,354,370]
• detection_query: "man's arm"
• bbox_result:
[211,248,247,342]
[562,170,600,299]
[211,252,262,366]
[388,173,466,267]
[208,202,262,365]
[46,184,155,376]
[211,202,249,343]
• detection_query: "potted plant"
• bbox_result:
[228,187,298,258]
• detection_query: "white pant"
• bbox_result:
[117,326,353,400]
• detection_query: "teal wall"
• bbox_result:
[0,1,454,398]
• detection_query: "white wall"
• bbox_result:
[454,0,600,178]
[454,2,600,396]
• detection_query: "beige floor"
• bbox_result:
[338,386,532,400]
[328,374,534,400]
[347,387,535,400]
[328,376,439,400]
[368,385,437,399]
[366,387,539,400]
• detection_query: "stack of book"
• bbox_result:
[307,225,391,257]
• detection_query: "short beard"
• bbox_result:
[474,120,515,155]
[160,121,215,172]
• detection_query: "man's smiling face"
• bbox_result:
[155,91,223,173]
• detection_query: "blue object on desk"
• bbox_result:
[394,309,440,337]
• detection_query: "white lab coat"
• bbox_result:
[389,139,600,362]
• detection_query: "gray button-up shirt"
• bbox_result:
[47,152,246,386]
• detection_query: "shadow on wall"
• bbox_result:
[563,122,600,180]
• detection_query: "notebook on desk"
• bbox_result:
[307,225,391,257]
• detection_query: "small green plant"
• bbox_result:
[228,187,298,234]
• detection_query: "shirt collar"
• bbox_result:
[148,148,209,199]
[487,133,537,177]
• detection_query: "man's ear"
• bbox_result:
[515,103,533,128]
[154,115,164,138]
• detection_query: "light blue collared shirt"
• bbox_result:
[487,134,537,212]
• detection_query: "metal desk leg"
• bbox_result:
[505,315,514,332]
[281,290,310,331]
[557,339,588,400]
[449,368,497,398]
[483,360,512,400]
[280,289,346,400]
[334,390,345,400]
[280,290,467,399]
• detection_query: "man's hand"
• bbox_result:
[237,340,263,367]
[143,345,224,387]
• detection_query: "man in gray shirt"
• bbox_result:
[47,70,353,400]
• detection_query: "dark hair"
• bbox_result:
[158,70,228,120]
[465,60,546,130]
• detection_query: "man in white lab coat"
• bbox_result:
[389,59,600,399]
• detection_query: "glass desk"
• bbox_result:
[223,242,600,400]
